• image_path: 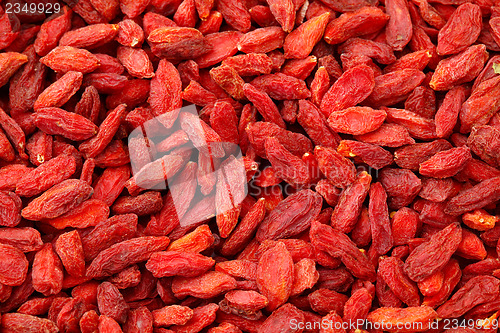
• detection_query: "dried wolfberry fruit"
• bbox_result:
[170,303,219,333]
[281,56,317,80]
[385,0,412,51]
[209,322,242,333]
[34,107,98,141]
[250,73,311,100]
[367,306,438,332]
[320,64,374,117]
[117,46,154,79]
[256,189,322,241]
[59,23,119,49]
[116,19,144,47]
[40,46,100,73]
[108,265,141,290]
[32,243,63,296]
[148,27,207,61]
[463,209,499,231]
[55,230,86,278]
[315,146,356,189]
[460,76,500,133]
[436,3,482,56]
[221,198,266,256]
[0,107,27,159]
[384,49,432,74]
[172,271,236,299]
[437,275,500,318]
[290,258,319,296]
[378,273,406,307]
[318,311,344,333]
[430,44,489,91]
[222,53,273,77]
[84,73,129,95]
[152,305,193,327]
[97,281,129,324]
[33,7,72,55]
[339,38,396,65]
[331,171,371,233]
[92,166,130,206]
[378,256,420,306]
[435,85,468,138]
[394,139,452,170]
[456,229,486,260]
[379,168,422,210]
[2,313,58,333]
[404,223,462,282]
[257,303,304,331]
[112,191,163,216]
[0,52,27,88]
[215,259,257,281]
[0,227,42,253]
[310,66,330,107]
[237,27,285,54]
[391,207,420,246]
[146,251,215,277]
[344,287,373,325]
[98,315,122,332]
[15,154,76,197]
[121,268,157,303]
[467,125,500,168]
[369,182,394,255]
[256,242,294,311]
[195,31,242,68]
[87,236,170,278]
[404,86,436,119]
[419,147,472,178]
[210,65,245,101]
[308,288,349,315]
[246,121,312,158]
[221,289,268,316]
[264,137,311,188]
[25,130,52,167]
[365,69,426,107]
[327,107,386,135]
[123,306,153,333]
[217,0,251,32]
[148,59,182,125]
[324,7,388,45]
[445,176,500,215]
[310,221,376,281]
[337,140,393,170]
[0,127,15,163]
[22,179,93,221]
[472,54,500,91]
[414,0,445,30]
[265,0,295,32]
[283,12,329,59]
[0,190,21,228]
[417,270,444,297]
[79,104,127,158]
[355,123,415,147]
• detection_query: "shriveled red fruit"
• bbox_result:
[436,3,482,56]
[327,106,386,135]
[404,223,462,282]
[256,242,294,311]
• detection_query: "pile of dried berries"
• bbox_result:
[1,0,500,331]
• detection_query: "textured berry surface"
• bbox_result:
[0,0,500,331]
